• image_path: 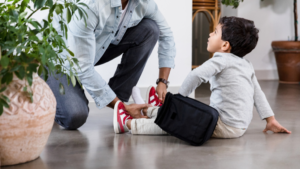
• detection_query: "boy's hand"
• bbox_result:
[263,116,291,134]
[124,103,151,119]
[156,83,167,103]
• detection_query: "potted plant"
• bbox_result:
[0,0,88,166]
[271,0,300,84]
[222,0,300,83]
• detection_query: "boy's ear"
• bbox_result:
[221,41,231,52]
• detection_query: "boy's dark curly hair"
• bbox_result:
[219,16,259,57]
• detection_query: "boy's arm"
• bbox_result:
[252,74,291,134]
[179,55,227,96]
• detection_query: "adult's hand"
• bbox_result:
[156,83,167,103]
[264,116,291,134]
[157,67,171,103]
[124,103,152,119]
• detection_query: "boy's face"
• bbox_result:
[207,24,230,53]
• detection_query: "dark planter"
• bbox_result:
[272,41,300,84]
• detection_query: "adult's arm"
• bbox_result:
[145,1,176,101]
[66,5,117,109]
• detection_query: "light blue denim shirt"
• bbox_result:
[56,0,176,109]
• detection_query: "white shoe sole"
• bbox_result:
[113,100,122,134]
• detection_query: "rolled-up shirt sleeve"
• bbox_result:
[145,0,176,68]
[66,6,116,109]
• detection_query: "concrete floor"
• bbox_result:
[3,81,300,169]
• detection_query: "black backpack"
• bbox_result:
[154,92,219,146]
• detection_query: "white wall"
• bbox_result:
[30,0,193,100]
[222,0,299,80]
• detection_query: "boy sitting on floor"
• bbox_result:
[113,16,291,138]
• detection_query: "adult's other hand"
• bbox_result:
[124,103,152,119]
[156,82,167,103]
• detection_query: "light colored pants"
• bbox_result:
[131,107,246,138]
[131,107,167,135]
[211,118,246,138]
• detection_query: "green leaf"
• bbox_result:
[78,2,89,9]
[59,83,65,95]
[20,1,28,13]
[34,0,47,9]
[46,0,53,7]
[38,65,43,76]
[48,4,56,22]
[0,98,9,108]
[40,7,49,11]
[0,104,3,116]
[0,87,6,93]
[27,75,33,86]
[75,76,82,88]
[64,24,68,39]
[66,8,72,23]
[19,11,28,19]
[43,19,49,29]
[55,4,63,15]
[27,63,39,73]
[0,69,7,76]
[66,49,74,56]
[71,75,76,87]
[14,66,25,80]
[0,57,9,68]
[1,95,9,103]
[43,67,49,81]
[23,86,27,92]
[78,8,84,19]
[10,65,21,72]
[66,75,70,86]
[1,72,13,85]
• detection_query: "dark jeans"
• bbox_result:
[44,19,159,129]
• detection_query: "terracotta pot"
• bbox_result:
[0,74,56,166]
[272,41,300,84]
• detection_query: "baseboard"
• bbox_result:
[85,86,195,103]
[255,69,279,80]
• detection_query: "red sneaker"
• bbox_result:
[146,86,163,107]
[113,101,132,134]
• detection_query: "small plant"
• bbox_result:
[221,0,298,41]
[221,0,244,8]
[0,0,89,115]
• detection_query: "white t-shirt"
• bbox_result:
[118,2,129,29]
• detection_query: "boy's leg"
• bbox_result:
[212,118,246,138]
[130,107,167,135]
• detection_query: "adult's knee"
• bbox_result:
[55,107,89,130]
[141,19,160,42]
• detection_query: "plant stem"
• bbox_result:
[294,0,298,41]
[26,8,41,20]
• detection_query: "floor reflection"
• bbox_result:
[2,81,300,169]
